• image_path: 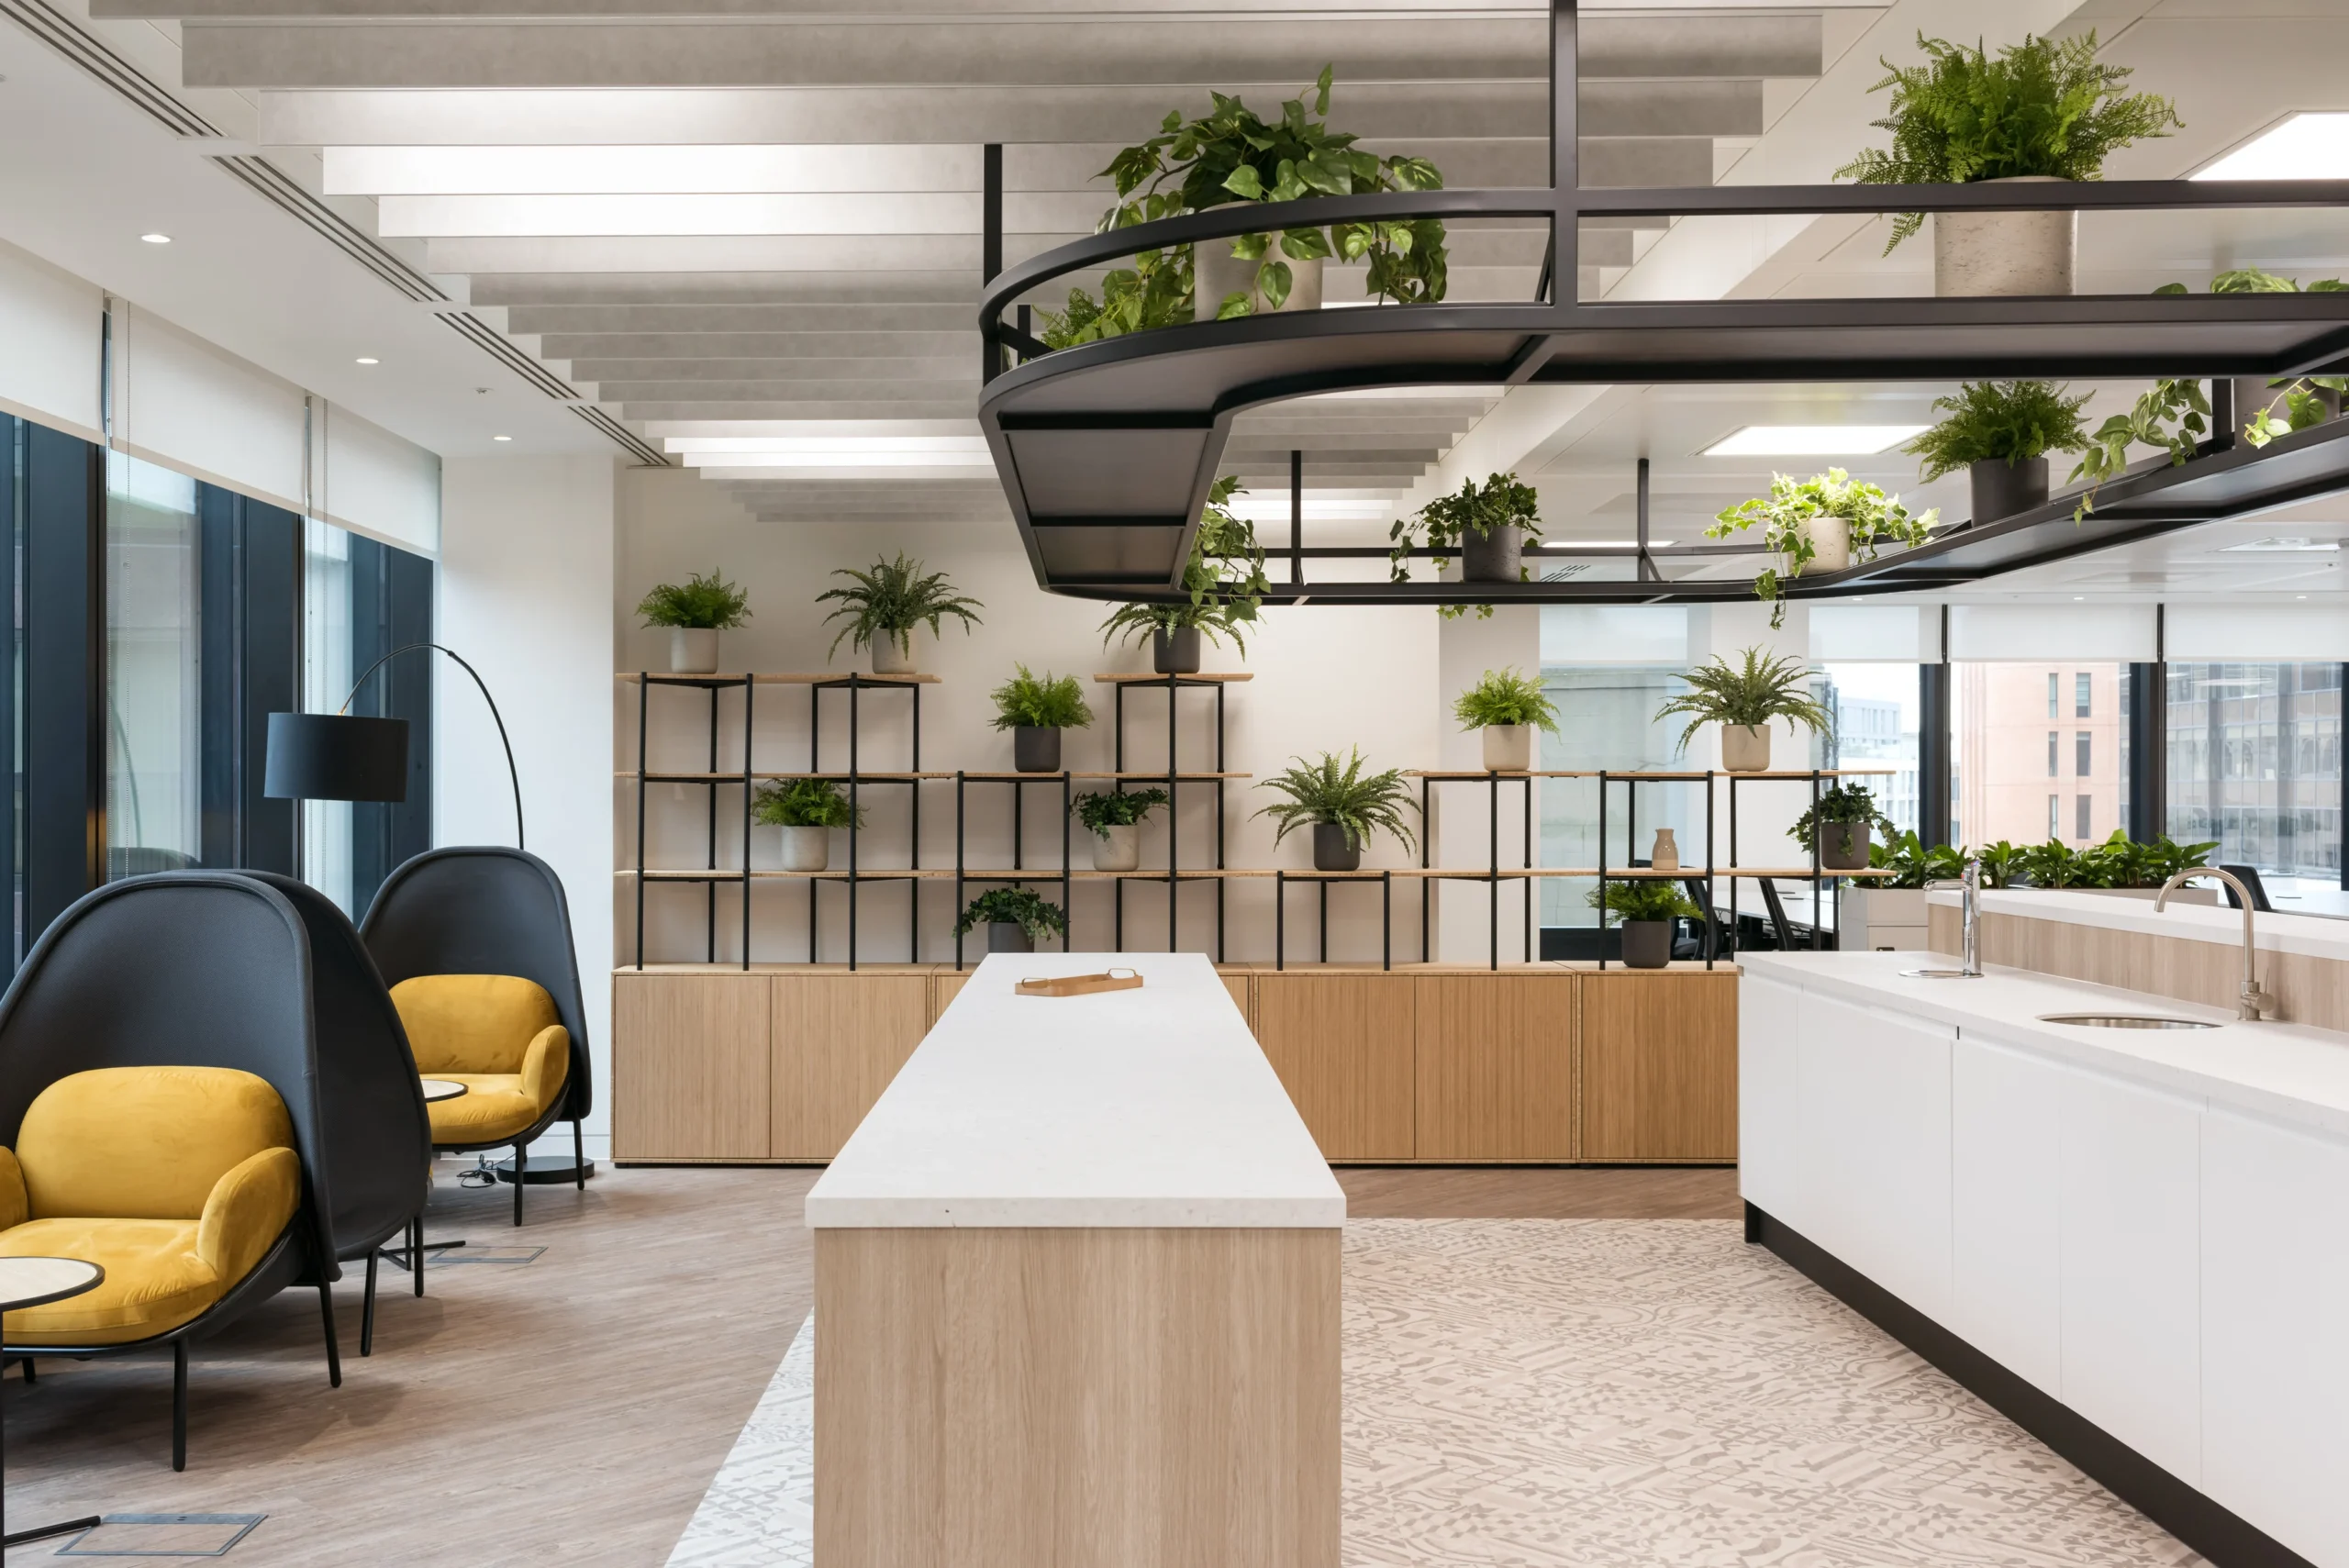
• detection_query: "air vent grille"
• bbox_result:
[572,406,668,468]
[435,311,579,401]
[210,156,449,304]
[0,0,213,136]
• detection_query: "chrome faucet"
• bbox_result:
[1959,854,1983,977]
[2155,869,2274,1021]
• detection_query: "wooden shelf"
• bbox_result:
[618,671,942,684]
[618,770,952,782]
[1091,672,1253,684]
[621,868,955,881]
[1408,770,1598,780]
[955,771,1252,782]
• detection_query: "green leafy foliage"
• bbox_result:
[988,667,1094,730]
[635,571,751,630]
[1708,470,1939,628]
[1587,880,1704,926]
[1836,31,2181,252]
[1453,668,1559,732]
[1071,787,1169,838]
[1867,830,1968,888]
[1388,473,1543,620]
[1101,477,1272,654]
[752,777,863,830]
[1252,749,1419,855]
[1653,648,1831,754]
[1905,380,2091,481]
[2137,272,2349,457]
[1789,784,1896,853]
[816,552,983,660]
[1866,829,2212,889]
[952,886,1067,942]
[2069,377,2209,520]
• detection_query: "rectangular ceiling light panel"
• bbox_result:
[2195,114,2349,181]
[662,436,992,455]
[1702,424,1927,457]
[325,144,983,195]
[374,193,984,239]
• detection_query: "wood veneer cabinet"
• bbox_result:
[1252,972,1418,1161]
[1577,965,1738,1162]
[1414,973,1578,1161]
[772,971,930,1160]
[612,972,773,1161]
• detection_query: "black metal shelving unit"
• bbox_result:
[952,769,1074,970]
[1098,672,1249,962]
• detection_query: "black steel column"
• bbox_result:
[1920,662,1953,849]
[2129,661,2168,844]
[1550,0,1578,298]
[981,144,1004,383]
[1635,457,1658,582]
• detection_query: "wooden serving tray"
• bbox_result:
[1015,969,1143,998]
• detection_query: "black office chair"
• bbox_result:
[360,848,593,1226]
[2217,864,2276,913]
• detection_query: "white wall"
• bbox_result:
[616,470,1474,966]
[441,455,618,1152]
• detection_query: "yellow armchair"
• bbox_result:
[390,974,571,1149]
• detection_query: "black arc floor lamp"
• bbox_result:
[265,641,523,851]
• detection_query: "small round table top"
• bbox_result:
[420,1078,469,1104]
[0,1256,104,1313]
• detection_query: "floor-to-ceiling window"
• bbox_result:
[303,517,355,910]
[1951,662,2125,849]
[104,452,204,877]
[2166,662,2343,906]
[1816,663,1922,840]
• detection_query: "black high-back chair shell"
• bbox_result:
[360,848,592,1224]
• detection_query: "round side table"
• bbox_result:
[1,1255,106,1551]
[419,1078,467,1104]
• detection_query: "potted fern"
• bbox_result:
[1654,648,1831,773]
[1904,380,2090,521]
[636,571,750,673]
[753,777,863,873]
[1101,478,1269,673]
[817,552,983,674]
[1072,787,1169,873]
[954,886,1066,954]
[1253,749,1419,872]
[1836,31,2179,296]
[1388,473,1542,616]
[1454,668,1558,773]
[989,666,1093,773]
[1708,470,1937,628]
[1589,881,1702,970]
[1789,783,1896,872]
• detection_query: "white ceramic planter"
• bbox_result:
[1481,724,1533,773]
[781,826,829,873]
[869,635,915,675]
[1935,176,2076,297]
[1720,724,1772,773]
[1792,514,1851,576]
[1195,242,1325,317]
[1092,822,1141,873]
[669,628,719,673]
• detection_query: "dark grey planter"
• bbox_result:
[1458,525,1523,584]
[1969,455,2049,521]
[1820,821,1872,872]
[1152,627,1202,673]
[1620,920,1672,970]
[1312,822,1363,873]
[1013,725,1061,773]
[986,921,1033,954]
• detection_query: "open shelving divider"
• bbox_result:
[1097,671,1249,965]
[952,768,1074,971]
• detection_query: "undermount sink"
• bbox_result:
[2037,1013,2221,1030]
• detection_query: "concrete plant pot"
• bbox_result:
[1620,919,1673,970]
[1790,514,1851,576]
[1013,726,1062,773]
[780,826,829,873]
[869,635,916,675]
[1720,724,1772,773]
[1481,724,1533,773]
[1459,525,1524,584]
[986,921,1033,954]
[1092,822,1141,873]
[1312,822,1363,873]
[668,628,719,673]
[1195,242,1324,317]
[1152,627,1202,674]
[1819,821,1872,872]
[1934,176,2076,297]
[1970,455,2051,522]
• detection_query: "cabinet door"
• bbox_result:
[1737,974,1801,1215]
[930,970,970,1026]
[1253,973,1415,1161]
[1949,1036,2062,1396]
[772,973,930,1159]
[612,974,771,1161]
[1219,972,1253,1032]
[1415,973,1576,1160]
[1798,988,1952,1319]
[1581,970,1736,1162]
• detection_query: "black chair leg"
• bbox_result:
[573,1119,585,1189]
[20,1356,33,1384]
[513,1141,527,1227]
[317,1280,342,1389]
[173,1340,188,1473]
[412,1217,426,1298]
[361,1251,378,1357]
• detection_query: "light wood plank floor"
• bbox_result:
[5,1162,1731,1565]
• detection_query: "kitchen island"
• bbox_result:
[1742,950,2349,1568]
[804,951,1344,1568]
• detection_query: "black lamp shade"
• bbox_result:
[264,712,411,803]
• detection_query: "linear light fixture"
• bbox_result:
[2219,537,2341,552]
[1540,539,1676,549]
[2195,114,2349,181]
[662,436,989,456]
[674,451,995,470]
[1702,425,1926,457]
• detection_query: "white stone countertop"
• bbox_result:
[1742,949,2349,1141]
[804,951,1345,1229]
[1926,885,2349,960]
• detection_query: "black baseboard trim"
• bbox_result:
[1745,1203,2313,1568]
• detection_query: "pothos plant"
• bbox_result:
[1100,476,1273,653]
[1039,67,1447,347]
[1386,473,1542,620]
[1707,470,1938,628]
[1787,784,1896,854]
[2165,268,2349,447]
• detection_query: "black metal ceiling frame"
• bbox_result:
[974,0,2349,606]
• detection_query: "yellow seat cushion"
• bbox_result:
[427,1075,546,1143]
[395,975,569,1148]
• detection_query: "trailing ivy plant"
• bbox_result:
[1252,749,1419,855]
[2069,378,2209,520]
[1387,472,1542,620]
[752,777,863,830]
[1101,477,1272,654]
[988,667,1094,730]
[1904,380,2090,482]
[1836,31,2181,252]
[817,553,983,661]
[1453,668,1559,732]
[1587,880,1703,927]
[1707,470,1938,628]
[952,885,1067,943]
[636,571,751,630]
[1071,787,1169,838]
[2154,269,2349,447]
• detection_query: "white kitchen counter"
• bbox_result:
[1740,949,2349,1140]
[1927,884,2349,962]
[805,951,1344,1229]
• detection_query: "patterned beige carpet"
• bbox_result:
[1342,1219,2207,1568]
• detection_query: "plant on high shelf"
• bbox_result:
[1252,749,1419,873]
[752,777,865,874]
[1587,880,1704,970]
[1100,477,1272,673]
[1037,66,1446,348]
[816,552,982,676]
[2160,269,2349,447]
[1788,783,1898,873]
[1386,473,1543,618]
[1707,471,1938,628]
[953,885,1068,955]
[1071,787,1170,873]
[989,666,1095,773]
[637,570,751,673]
[1834,31,2180,295]
[1653,647,1831,774]
[1453,667,1559,773]
[1904,380,2090,522]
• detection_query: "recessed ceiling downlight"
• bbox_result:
[1701,425,1926,458]
[139,233,172,245]
[2195,113,2349,181]
[355,357,379,365]
[493,434,512,442]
